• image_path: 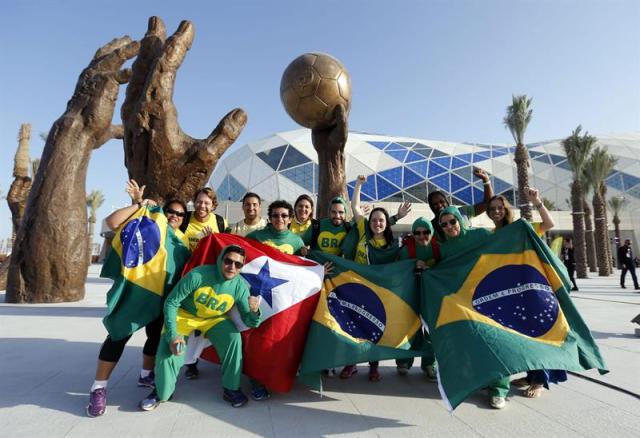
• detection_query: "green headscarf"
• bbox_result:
[437,206,490,260]
[412,216,434,236]
[329,196,349,213]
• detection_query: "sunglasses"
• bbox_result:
[440,219,458,228]
[414,230,431,236]
[165,208,186,217]
[223,257,244,270]
[270,213,290,219]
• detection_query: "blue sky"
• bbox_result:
[1,0,639,241]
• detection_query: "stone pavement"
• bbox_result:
[1,266,639,438]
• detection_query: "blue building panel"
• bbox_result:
[278,145,312,170]
[621,172,640,190]
[450,174,468,192]
[606,172,624,191]
[427,161,448,178]
[403,167,423,188]
[407,160,428,177]
[471,186,484,204]
[404,151,424,163]
[451,157,468,169]
[257,144,287,170]
[431,156,452,169]
[368,141,389,150]
[378,167,403,187]
[386,149,408,162]
[430,173,450,191]
[456,153,473,163]
[454,186,473,204]
[376,175,400,199]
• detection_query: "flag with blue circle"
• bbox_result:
[422,219,608,410]
[299,252,428,375]
[101,205,190,340]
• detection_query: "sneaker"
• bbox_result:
[621,285,626,289]
[86,387,107,417]
[339,365,358,379]
[223,388,248,408]
[139,390,161,411]
[251,385,271,401]
[489,396,506,409]
[423,365,438,382]
[185,363,199,380]
[396,364,409,376]
[137,371,155,388]
[571,287,579,291]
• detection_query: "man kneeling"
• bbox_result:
[140,245,260,410]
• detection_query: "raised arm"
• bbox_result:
[104,179,156,230]
[472,167,494,215]
[351,175,367,223]
[526,187,555,232]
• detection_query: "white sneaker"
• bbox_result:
[490,396,506,409]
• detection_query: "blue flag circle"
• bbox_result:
[327,283,386,343]
[472,265,559,337]
[120,216,161,268]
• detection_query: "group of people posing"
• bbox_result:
[86,167,567,417]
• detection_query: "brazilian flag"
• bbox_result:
[101,205,190,340]
[423,219,608,410]
[300,251,428,377]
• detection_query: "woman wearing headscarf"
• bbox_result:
[395,217,438,380]
[487,187,567,400]
[436,206,515,408]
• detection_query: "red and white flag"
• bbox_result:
[182,233,324,392]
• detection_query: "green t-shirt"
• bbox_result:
[302,218,350,256]
[163,264,260,339]
[247,225,305,255]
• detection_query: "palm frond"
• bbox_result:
[503,94,533,145]
[607,196,627,215]
[561,125,597,182]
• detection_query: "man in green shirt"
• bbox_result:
[139,245,261,410]
[247,200,304,255]
[301,197,350,256]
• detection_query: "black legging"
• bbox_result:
[564,262,578,290]
[98,315,163,362]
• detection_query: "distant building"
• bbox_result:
[211,129,640,244]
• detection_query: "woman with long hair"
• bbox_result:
[487,187,566,400]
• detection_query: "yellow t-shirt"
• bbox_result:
[354,217,387,265]
[184,214,228,252]
[532,222,544,238]
[232,218,267,237]
[290,218,312,236]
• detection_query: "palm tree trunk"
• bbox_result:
[613,216,621,248]
[592,193,609,276]
[583,199,597,272]
[571,182,588,278]
[514,143,532,221]
[87,218,96,265]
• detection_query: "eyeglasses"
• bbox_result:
[165,208,186,217]
[414,231,431,236]
[440,219,458,228]
[223,257,244,270]
[270,213,290,219]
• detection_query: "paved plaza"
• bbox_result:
[1,266,639,438]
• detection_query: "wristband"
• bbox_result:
[483,181,491,186]
[535,202,543,209]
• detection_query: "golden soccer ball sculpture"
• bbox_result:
[280,52,351,130]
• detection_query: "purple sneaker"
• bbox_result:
[86,387,107,417]
[137,371,155,388]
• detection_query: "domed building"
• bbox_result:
[211,129,640,241]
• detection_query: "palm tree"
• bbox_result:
[562,125,596,279]
[503,94,533,221]
[585,147,617,276]
[86,190,105,264]
[608,196,627,250]
[31,157,41,179]
[582,171,598,273]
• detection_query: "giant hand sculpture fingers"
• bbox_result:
[122,16,247,202]
[6,35,139,303]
